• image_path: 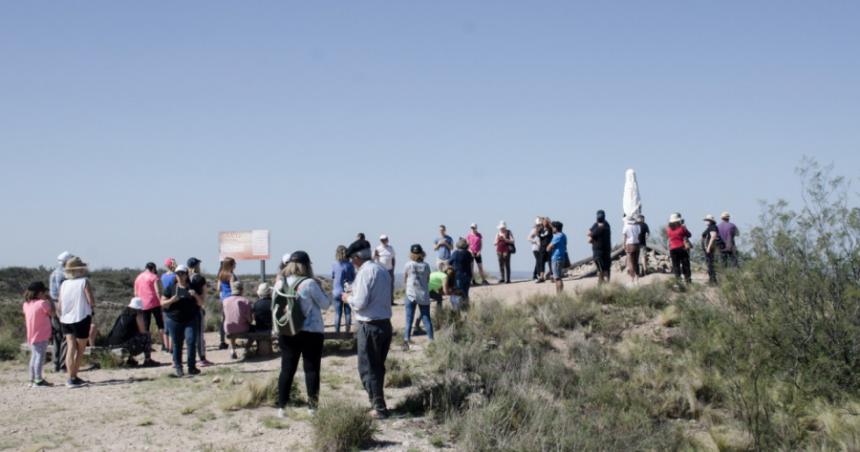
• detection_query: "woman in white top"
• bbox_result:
[622,216,642,283]
[57,256,95,388]
[275,251,331,418]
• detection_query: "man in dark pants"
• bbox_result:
[49,251,73,372]
[344,247,393,419]
[588,211,612,284]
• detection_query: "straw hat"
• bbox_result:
[721,211,731,220]
[669,213,682,223]
[64,256,89,278]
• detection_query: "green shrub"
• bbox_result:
[311,400,376,452]
[219,377,300,411]
[384,357,413,388]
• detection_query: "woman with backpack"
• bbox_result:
[666,213,693,284]
[494,221,515,284]
[273,251,331,418]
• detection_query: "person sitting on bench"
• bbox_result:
[253,283,273,333]
[223,280,253,359]
[107,297,160,367]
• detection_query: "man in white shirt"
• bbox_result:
[622,216,642,284]
[374,235,396,305]
[344,247,393,419]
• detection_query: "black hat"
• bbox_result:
[289,251,311,265]
[187,257,201,268]
[596,210,606,221]
[27,281,47,293]
[410,244,424,255]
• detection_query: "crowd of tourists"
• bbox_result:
[21,213,738,418]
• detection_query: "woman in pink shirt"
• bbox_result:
[467,224,489,285]
[23,281,54,387]
[135,262,168,352]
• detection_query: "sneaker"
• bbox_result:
[401,341,410,351]
[277,408,286,419]
[66,379,81,388]
[198,359,213,368]
[33,379,53,387]
[187,367,201,376]
[161,345,169,353]
[126,358,139,368]
[71,377,87,386]
[230,351,238,360]
[170,368,184,378]
[218,343,229,350]
[141,359,161,368]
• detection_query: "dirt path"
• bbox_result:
[0,271,700,452]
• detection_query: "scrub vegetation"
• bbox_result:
[397,161,860,451]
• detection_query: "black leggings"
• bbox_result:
[497,253,511,282]
[670,248,692,282]
[278,332,324,408]
[532,250,542,279]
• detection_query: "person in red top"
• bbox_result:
[134,262,168,352]
[666,213,693,284]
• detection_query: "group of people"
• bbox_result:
[20,213,737,419]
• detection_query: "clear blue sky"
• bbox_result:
[1,2,858,274]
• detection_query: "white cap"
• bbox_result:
[497,221,507,229]
[470,223,478,229]
[535,217,542,225]
[669,213,682,223]
[57,251,72,263]
[380,234,388,241]
[703,214,716,222]
[281,253,292,264]
[129,297,144,310]
[175,264,189,273]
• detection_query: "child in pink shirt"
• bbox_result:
[22,281,53,387]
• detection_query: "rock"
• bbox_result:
[212,376,221,384]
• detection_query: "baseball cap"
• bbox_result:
[289,251,311,265]
[379,234,389,241]
[187,257,201,268]
[128,297,144,310]
[175,264,189,273]
[410,244,424,254]
[164,258,176,267]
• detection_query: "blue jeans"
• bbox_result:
[334,296,351,333]
[404,298,433,342]
[165,315,198,371]
[456,274,471,300]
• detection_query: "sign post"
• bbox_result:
[218,230,271,281]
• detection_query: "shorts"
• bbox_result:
[551,260,564,281]
[473,254,483,264]
[61,316,92,340]
[143,306,164,331]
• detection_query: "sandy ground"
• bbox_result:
[0,271,699,452]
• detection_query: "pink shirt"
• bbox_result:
[23,299,52,344]
[467,231,483,254]
[223,296,253,335]
[134,272,161,310]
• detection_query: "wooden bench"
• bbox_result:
[226,331,275,355]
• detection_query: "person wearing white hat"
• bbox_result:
[49,251,74,372]
[106,298,160,368]
[701,215,721,285]
[467,224,489,285]
[374,235,396,304]
[494,221,515,284]
[666,213,692,284]
[717,212,740,268]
